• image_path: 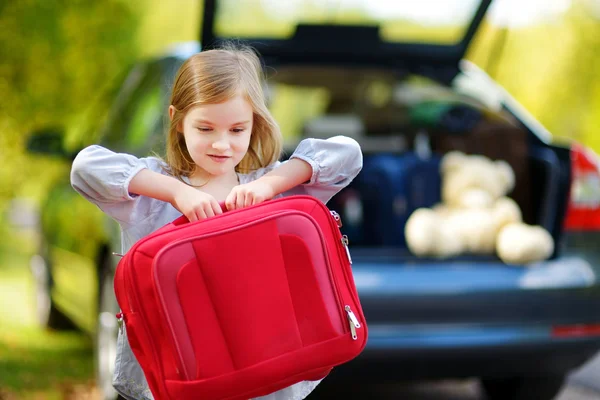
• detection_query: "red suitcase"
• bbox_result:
[114,195,367,400]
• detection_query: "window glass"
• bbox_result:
[266,66,409,151]
[214,0,481,44]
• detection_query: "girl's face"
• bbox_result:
[176,94,253,178]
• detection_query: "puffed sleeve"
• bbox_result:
[272,135,362,204]
[70,145,166,225]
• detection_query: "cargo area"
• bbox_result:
[272,66,572,263]
[325,117,569,261]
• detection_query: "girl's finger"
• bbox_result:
[195,207,207,220]
[225,189,237,211]
[187,211,198,223]
[253,195,264,206]
[244,191,254,207]
[211,198,223,215]
[204,203,215,218]
[236,190,245,210]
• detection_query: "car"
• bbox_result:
[25,1,600,399]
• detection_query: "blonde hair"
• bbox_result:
[166,44,282,179]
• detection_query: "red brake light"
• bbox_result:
[552,323,600,338]
[564,143,600,231]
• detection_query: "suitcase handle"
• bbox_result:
[171,201,228,226]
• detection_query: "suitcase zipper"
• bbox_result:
[327,211,353,328]
[341,235,352,264]
[332,209,352,266]
[345,305,361,340]
[330,210,342,227]
[322,208,363,342]
[325,206,363,342]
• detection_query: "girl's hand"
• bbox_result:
[225,180,275,211]
[171,184,223,222]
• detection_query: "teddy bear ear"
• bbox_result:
[495,160,516,194]
[441,151,466,175]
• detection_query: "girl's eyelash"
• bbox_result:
[195,127,245,133]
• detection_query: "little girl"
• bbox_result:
[71,44,362,400]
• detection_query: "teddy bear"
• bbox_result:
[404,151,554,265]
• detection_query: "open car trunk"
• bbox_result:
[199,0,571,265]
[263,64,571,264]
[269,65,570,262]
[262,63,571,264]
[326,111,571,263]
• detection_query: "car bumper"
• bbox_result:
[331,323,600,381]
[337,253,600,380]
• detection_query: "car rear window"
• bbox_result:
[212,0,481,44]
[266,65,458,152]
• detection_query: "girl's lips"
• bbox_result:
[208,155,231,163]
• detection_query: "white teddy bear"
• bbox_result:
[405,151,554,265]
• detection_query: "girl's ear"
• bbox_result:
[169,105,184,133]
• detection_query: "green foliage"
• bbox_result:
[467,1,600,151]
[0,236,94,398]
[136,0,201,58]
[42,181,108,259]
[0,1,198,396]
[0,0,140,208]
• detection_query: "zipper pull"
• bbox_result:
[116,312,124,333]
[330,210,342,227]
[341,235,352,264]
[345,305,361,340]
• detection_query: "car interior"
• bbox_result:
[263,64,566,258]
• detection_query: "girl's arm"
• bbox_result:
[228,136,363,209]
[71,145,165,224]
[71,145,221,223]
[283,135,363,204]
[129,169,222,221]
[256,158,313,195]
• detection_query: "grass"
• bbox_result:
[0,231,97,400]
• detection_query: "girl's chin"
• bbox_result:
[200,165,235,177]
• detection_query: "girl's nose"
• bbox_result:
[212,138,230,151]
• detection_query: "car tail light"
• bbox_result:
[564,142,600,231]
[551,323,600,338]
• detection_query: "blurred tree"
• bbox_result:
[0,0,140,212]
[468,0,600,151]
[538,3,600,149]
[136,0,201,58]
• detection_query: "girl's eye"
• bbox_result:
[197,127,212,132]
[231,128,245,133]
